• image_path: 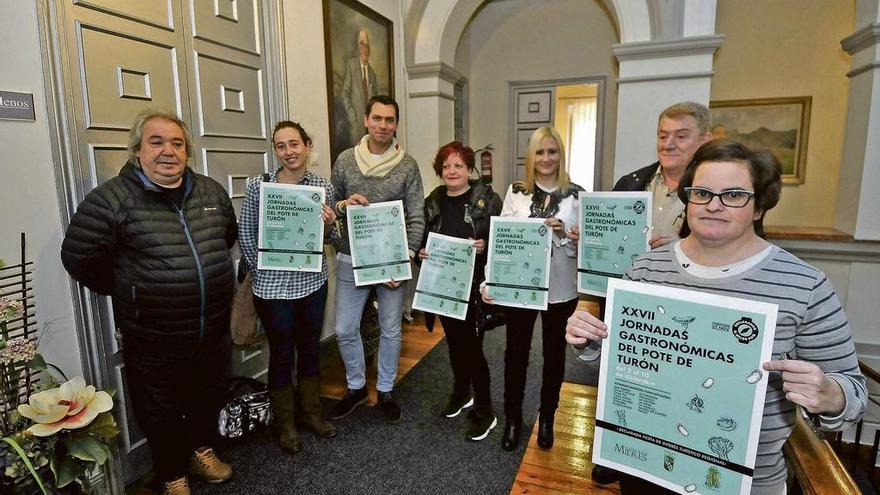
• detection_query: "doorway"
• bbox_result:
[509,77,605,190]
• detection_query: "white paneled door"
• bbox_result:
[52,0,278,484]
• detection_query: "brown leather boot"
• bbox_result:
[297,375,337,438]
[269,385,302,453]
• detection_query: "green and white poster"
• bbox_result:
[347,200,412,286]
[412,233,476,320]
[485,217,552,311]
[594,279,777,495]
[578,191,651,296]
[257,182,325,272]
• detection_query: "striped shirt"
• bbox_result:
[239,170,336,300]
[625,243,867,490]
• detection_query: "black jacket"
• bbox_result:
[612,161,660,192]
[61,162,238,348]
[423,179,502,270]
[421,180,502,330]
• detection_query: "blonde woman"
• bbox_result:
[482,127,582,451]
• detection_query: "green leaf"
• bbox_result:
[85,412,120,441]
[51,450,87,488]
[28,353,47,371]
[63,433,110,465]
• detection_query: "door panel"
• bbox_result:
[190,0,260,55]
[73,0,175,29]
[203,149,267,214]
[510,86,554,183]
[79,25,182,129]
[194,54,266,138]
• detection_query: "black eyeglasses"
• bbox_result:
[684,187,755,208]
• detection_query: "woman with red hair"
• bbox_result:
[420,141,502,441]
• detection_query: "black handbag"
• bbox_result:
[474,295,507,335]
[217,377,271,439]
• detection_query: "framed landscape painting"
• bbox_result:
[323,0,394,165]
[709,97,811,184]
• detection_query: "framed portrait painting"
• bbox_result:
[709,97,812,184]
[323,0,394,164]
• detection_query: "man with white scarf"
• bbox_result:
[328,95,425,424]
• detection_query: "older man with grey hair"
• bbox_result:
[61,109,237,495]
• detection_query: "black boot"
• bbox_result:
[500,419,522,451]
[537,414,554,449]
[591,465,622,485]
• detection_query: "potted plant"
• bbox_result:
[1,292,119,494]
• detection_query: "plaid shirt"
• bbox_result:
[239,169,336,299]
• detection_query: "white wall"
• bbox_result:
[0,2,83,378]
[456,0,619,193]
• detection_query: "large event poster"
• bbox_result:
[257,182,325,272]
[412,233,476,320]
[485,217,552,311]
[594,279,778,495]
[578,191,651,296]
[347,200,412,286]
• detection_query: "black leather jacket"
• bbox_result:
[422,179,502,269]
[421,180,502,330]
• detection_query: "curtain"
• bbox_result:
[566,97,597,191]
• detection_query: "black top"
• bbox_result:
[161,181,187,209]
[438,192,473,239]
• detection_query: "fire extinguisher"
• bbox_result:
[478,145,493,184]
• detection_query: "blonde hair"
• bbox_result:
[522,126,570,194]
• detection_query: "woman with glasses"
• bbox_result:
[482,126,583,452]
[419,141,502,441]
[565,140,866,494]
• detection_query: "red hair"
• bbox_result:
[432,141,475,177]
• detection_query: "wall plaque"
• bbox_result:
[0,90,36,121]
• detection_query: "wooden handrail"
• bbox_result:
[783,409,861,494]
[859,360,880,386]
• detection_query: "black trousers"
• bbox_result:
[440,304,491,410]
[123,334,231,483]
[503,298,578,420]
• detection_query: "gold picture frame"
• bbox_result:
[323,0,395,165]
[709,97,811,184]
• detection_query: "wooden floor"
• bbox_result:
[511,382,620,494]
[509,297,617,494]
[320,312,445,404]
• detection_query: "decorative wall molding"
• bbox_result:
[406,61,464,84]
[841,22,880,55]
[408,90,455,101]
[773,238,880,264]
[847,62,880,79]
[617,70,714,84]
[612,34,723,61]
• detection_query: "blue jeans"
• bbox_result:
[334,257,404,392]
[253,283,327,390]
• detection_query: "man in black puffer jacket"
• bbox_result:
[61,110,237,495]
